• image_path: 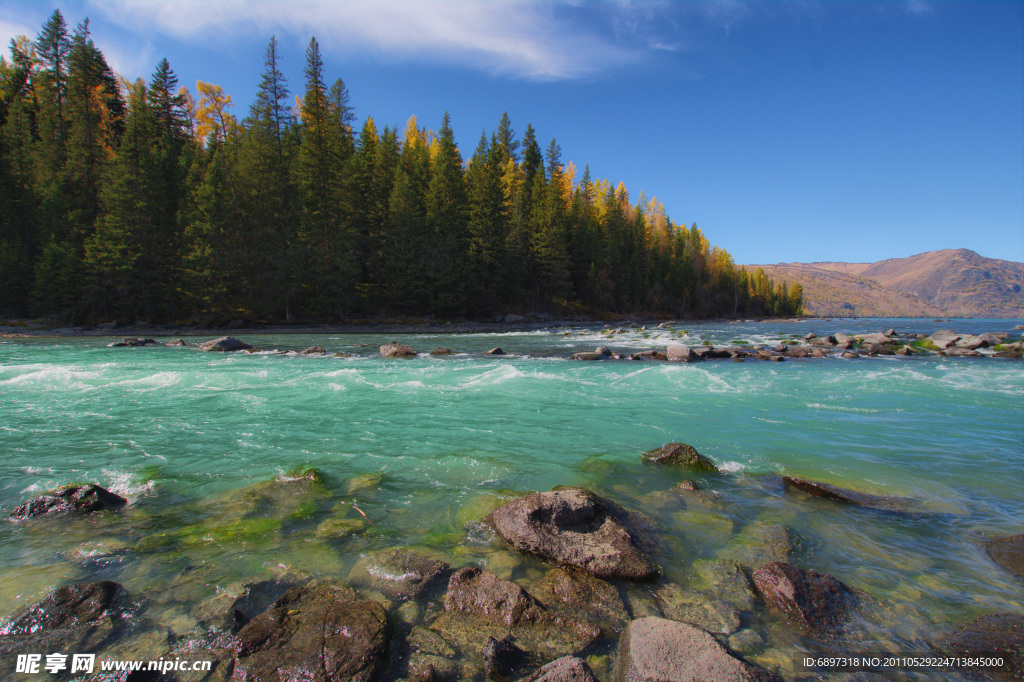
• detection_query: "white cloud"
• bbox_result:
[903,0,933,18]
[92,34,156,80]
[0,18,36,59]
[83,0,642,80]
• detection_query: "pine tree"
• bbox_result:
[384,116,432,310]
[495,111,519,163]
[465,131,507,313]
[529,138,571,303]
[35,10,69,136]
[293,37,356,318]
[424,111,469,314]
[0,94,38,315]
[239,36,297,319]
[84,79,166,321]
[63,20,123,249]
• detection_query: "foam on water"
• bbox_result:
[0,323,1021,675]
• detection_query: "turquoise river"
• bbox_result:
[1,318,1022,680]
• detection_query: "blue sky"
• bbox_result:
[3,0,1022,264]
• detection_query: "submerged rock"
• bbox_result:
[381,341,416,357]
[692,560,759,612]
[299,345,326,354]
[985,534,1024,579]
[783,477,924,514]
[9,484,126,519]
[614,617,777,682]
[932,613,1023,681]
[442,566,545,628]
[657,584,741,635]
[483,635,532,681]
[0,581,134,657]
[718,521,793,569]
[675,480,700,492]
[532,567,629,635]
[572,352,606,361]
[198,336,253,352]
[430,347,455,355]
[752,561,854,636]
[107,336,157,347]
[432,566,600,660]
[3,580,132,634]
[487,488,657,580]
[642,442,718,472]
[191,577,301,633]
[235,580,388,682]
[523,656,598,682]
[483,347,506,355]
[348,547,450,601]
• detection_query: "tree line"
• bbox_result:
[0,11,802,324]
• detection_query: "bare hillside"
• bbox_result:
[749,249,1023,318]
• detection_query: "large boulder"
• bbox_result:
[858,332,891,345]
[955,333,1000,350]
[483,347,506,355]
[751,561,854,636]
[928,329,961,349]
[198,336,253,352]
[432,567,599,660]
[487,488,657,580]
[782,477,923,514]
[809,335,838,347]
[985,534,1024,578]
[933,614,1023,681]
[691,346,717,360]
[380,342,416,357]
[524,656,598,682]
[9,484,126,519]
[234,580,388,682]
[667,345,700,362]
[614,617,777,682]
[642,442,718,472]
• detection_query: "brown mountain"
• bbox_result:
[749,249,1024,318]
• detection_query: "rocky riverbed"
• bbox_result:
[2,453,1021,681]
[1,320,1021,680]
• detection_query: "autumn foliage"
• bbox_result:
[0,12,801,323]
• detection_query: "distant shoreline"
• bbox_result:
[3,314,1022,340]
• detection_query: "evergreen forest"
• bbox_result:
[0,11,803,324]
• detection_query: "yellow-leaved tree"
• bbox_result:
[195,81,236,145]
